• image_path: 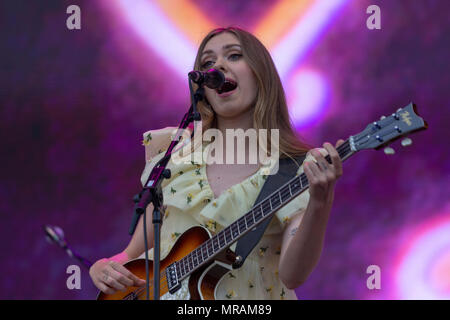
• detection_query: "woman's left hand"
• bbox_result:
[303,140,345,206]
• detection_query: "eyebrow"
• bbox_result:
[201,44,242,57]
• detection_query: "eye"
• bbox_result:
[201,60,214,69]
[229,53,242,61]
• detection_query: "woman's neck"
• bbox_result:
[213,108,260,166]
[216,107,254,134]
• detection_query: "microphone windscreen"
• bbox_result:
[206,69,225,89]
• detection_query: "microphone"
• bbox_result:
[188,68,225,89]
[43,225,72,255]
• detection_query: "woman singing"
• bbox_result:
[89,27,344,300]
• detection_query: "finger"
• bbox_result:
[311,148,332,172]
[110,262,146,286]
[102,269,127,291]
[303,161,316,185]
[305,160,325,185]
[109,269,134,288]
[336,139,345,147]
[97,281,115,295]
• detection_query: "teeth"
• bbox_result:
[217,79,237,94]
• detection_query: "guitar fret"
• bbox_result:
[245,214,252,229]
[211,238,216,254]
[262,201,270,217]
[271,194,280,209]
[225,227,232,243]
[197,247,203,264]
[176,262,182,278]
[178,260,182,275]
[238,218,243,234]
[289,183,292,196]
[280,186,289,203]
[210,238,215,253]
[210,239,214,254]
[222,231,227,247]
[301,174,308,188]
[215,236,220,251]
[232,222,239,238]
[218,232,223,248]
[202,244,207,261]
[255,205,262,221]
[194,249,199,266]
[181,258,187,275]
[192,252,196,266]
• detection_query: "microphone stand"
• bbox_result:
[43,225,93,270]
[129,77,204,300]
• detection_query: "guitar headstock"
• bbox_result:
[350,102,428,152]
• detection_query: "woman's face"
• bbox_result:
[200,32,258,120]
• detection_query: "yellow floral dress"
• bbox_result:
[139,127,315,300]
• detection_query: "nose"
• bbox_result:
[213,56,228,73]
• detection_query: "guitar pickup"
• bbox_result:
[166,262,181,294]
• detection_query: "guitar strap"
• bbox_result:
[233,154,307,269]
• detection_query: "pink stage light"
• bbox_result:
[287,69,329,128]
[394,214,450,299]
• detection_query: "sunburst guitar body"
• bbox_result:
[97,226,236,300]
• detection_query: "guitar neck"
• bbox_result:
[175,139,356,281]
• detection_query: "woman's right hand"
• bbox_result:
[89,258,146,294]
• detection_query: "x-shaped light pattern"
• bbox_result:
[109,0,348,127]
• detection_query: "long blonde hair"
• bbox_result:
[192,27,311,159]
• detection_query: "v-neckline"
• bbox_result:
[202,142,262,201]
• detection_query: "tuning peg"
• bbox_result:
[380,116,386,120]
[384,147,395,155]
[401,137,412,147]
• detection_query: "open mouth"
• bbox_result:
[216,78,238,94]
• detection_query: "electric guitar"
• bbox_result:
[97,102,427,300]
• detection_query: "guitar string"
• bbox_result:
[123,141,353,299]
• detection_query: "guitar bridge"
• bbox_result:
[166,262,181,294]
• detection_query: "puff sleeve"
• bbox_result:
[140,126,191,187]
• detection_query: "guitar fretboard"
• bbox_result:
[175,139,354,280]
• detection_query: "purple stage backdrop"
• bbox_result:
[1,0,449,300]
